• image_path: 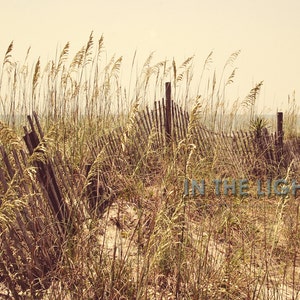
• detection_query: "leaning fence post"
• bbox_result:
[277,111,283,160]
[165,82,172,145]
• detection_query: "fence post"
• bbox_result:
[277,112,283,160]
[165,82,172,145]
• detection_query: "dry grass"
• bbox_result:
[0,34,299,299]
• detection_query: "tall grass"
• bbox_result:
[0,33,299,299]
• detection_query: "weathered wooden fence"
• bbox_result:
[93,82,299,180]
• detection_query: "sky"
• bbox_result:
[1,0,300,114]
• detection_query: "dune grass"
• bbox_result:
[0,33,299,299]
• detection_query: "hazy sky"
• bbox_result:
[1,0,300,113]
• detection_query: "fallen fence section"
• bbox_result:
[0,112,84,298]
